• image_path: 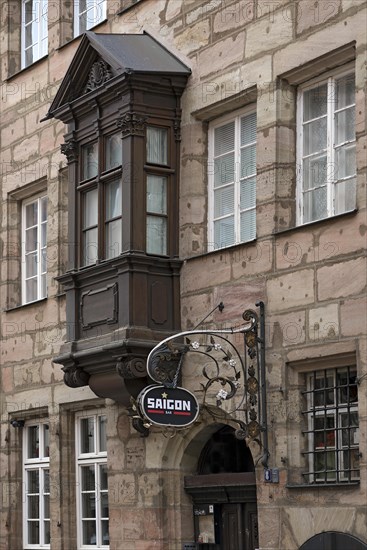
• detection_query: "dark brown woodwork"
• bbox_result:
[48,33,190,401]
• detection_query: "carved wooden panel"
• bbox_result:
[151,280,168,326]
[80,283,118,329]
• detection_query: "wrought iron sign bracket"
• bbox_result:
[130,302,269,466]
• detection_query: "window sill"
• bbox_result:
[5,55,48,81]
[274,209,358,237]
[4,298,47,313]
[286,481,360,489]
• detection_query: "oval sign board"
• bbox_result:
[138,385,199,428]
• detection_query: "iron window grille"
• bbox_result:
[302,366,359,484]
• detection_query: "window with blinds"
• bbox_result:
[297,68,356,224]
[208,107,257,251]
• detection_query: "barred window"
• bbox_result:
[302,366,359,484]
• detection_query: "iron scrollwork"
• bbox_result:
[131,303,268,464]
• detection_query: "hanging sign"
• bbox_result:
[138,385,199,427]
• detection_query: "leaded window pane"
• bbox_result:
[303,84,328,120]
[146,216,167,255]
[105,134,122,170]
[80,418,95,454]
[28,426,40,458]
[82,142,99,180]
[147,127,168,165]
[147,176,167,214]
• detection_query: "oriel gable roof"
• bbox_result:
[45,31,191,119]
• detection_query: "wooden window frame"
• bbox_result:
[21,194,48,304]
[22,421,50,549]
[21,0,48,69]
[208,105,257,252]
[296,64,356,225]
[75,411,109,549]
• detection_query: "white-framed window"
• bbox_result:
[208,106,257,251]
[22,195,47,304]
[302,366,359,484]
[74,1,107,36]
[21,0,48,69]
[297,67,356,224]
[23,422,50,548]
[76,412,109,548]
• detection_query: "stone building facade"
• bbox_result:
[0,1,366,549]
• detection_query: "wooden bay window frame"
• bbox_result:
[78,131,123,267]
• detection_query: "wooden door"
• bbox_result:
[221,503,259,550]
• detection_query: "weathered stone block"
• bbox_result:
[296,0,341,35]
[340,296,367,337]
[213,0,254,34]
[308,303,339,341]
[181,254,231,293]
[186,0,221,25]
[0,333,34,364]
[246,7,293,59]
[197,32,245,77]
[231,239,273,278]
[181,291,213,329]
[268,309,306,348]
[317,257,366,301]
[175,19,210,55]
[267,269,315,312]
[275,231,314,270]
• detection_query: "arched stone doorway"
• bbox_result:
[184,425,258,550]
[300,532,367,550]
